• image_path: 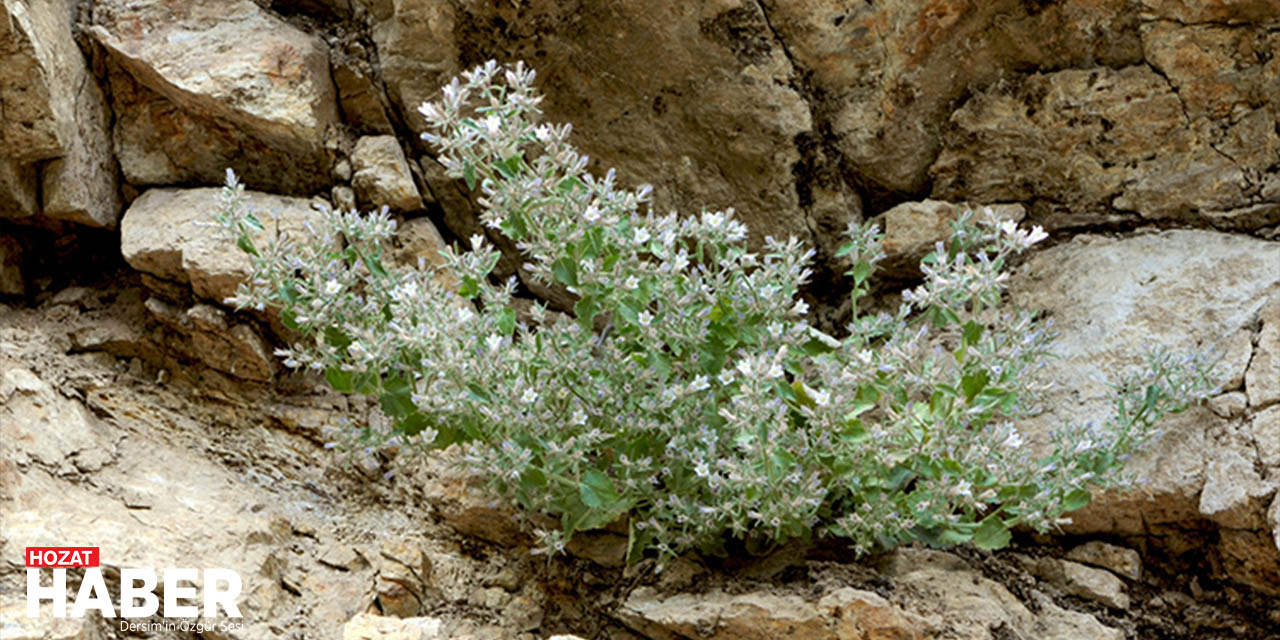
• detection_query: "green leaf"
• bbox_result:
[459,276,480,299]
[367,253,388,278]
[466,382,491,404]
[962,370,990,402]
[850,261,873,285]
[557,176,583,194]
[325,367,355,393]
[962,321,985,347]
[574,296,598,332]
[834,242,856,258]
[243,213,264,231]
[379,376,416,419]
[1062,488,1092,511]
[462,163,477,190]
[973,516,1011,550]
[551,257,579,287]
[496,307,517,335]
[236,235,259,257]
[580,470,619,510]
[324,327,352,350]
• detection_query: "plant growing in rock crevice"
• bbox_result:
[214,60,1213,565]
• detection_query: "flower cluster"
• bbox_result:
[214,61,1214,565]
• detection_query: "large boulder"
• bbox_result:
[1011,230,1280,593]
[91,0,339,195]
[0,0,119,227]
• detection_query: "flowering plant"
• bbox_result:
[214,61,1212,564]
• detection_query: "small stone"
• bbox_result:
[503,594,543,632]
[1199,448,1272,530]
[334,158,353,182]
[1253,405,1280,469]
[1066,541,1142,581]
[352,136,424,212]
[342,613,443,640]
[333,185,358,212]
[1059,560,1131,610]
[1209,392,1249,419]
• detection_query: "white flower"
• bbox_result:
[521,388,539,405]
[323,279,342,296]
[638,310,653,327]
[688,375,710,393]
[571,408,588,425]
[583,204,601,223]
[483,115,502,136]
[790,299,809,316]
[633,227,651,245]
[1026,225,1048,245]
[485,334,503,352]
[623,275,640,290]
[701,211,724,228]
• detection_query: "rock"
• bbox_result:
[0,0,120,227]
[91,0,338,194]
[872,199,1024,267]
[1058,561,1131,610]
[0,234,24,296]
[120,187,316,304]
[1254,405,1280,468]
[1010,230,1280,592]
[334,185,358,212]
[1200,448,1274,530]
[1066,541,1143,581]
[353,136,424,212]
[376,540,433,618]
[1246,296,1280,408]
[1208,391,1249,419]
[0,598,102,640]
[422,458,527,547]
[0,367,118,474]
[381,2,837,263]
[333,59,395,135]
[1137,1,1280,30]
[146,298,277,382]
[502,594,543,633]
[343,613,443,640]
[0,0,79,163]
[618,585,924,640]
[1030,591,1124,640]
[766,0,1142,194]
[0,158,38,220]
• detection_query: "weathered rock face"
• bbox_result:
[1011,230,1280,594]
[120,187,318,304]
[0,0,119,227]
[90,0,339,195]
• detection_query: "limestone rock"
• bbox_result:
[376,540,433,618]
[380,2,832,261]
[1136,0,1280,25]
[0,598,102,640]
[1209,391,1249,419]
[1030,591,1124,640]
[872,199,1024,272]
[91,0,338,194]
[766,0,1142,194]
[1246,296,1280,408]
[1255,405,1280,469]
[146,298,277,382]
[0,0,119,227]
[1200,448,1274,530]
[333,58,395,135]
[422,458,526,547]
[1010,230,1280,591]
[1066,541,1143,581]
[1058,561,1131,610]
[353,136,423,212]
[619,585,925,640]
[1,367,118,474]
[343,613,444,640]
[120,187,316,304]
